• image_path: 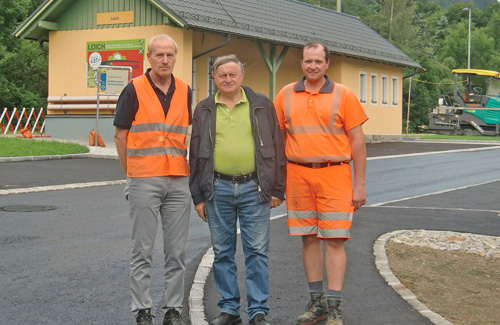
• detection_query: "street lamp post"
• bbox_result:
[463,7,471,69]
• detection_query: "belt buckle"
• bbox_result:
[311,162,322,169]
[232,175,243,184]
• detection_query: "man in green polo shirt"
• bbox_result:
[189,54,286,325]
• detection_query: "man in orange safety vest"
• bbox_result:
[274,41,368,325]
[114,34,192,325]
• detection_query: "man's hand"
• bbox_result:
[114,127,129,174]
[271,196,283,208]
[347,124,367,211]
[352,184,366,210]
[195,201,208,222]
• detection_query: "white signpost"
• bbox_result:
[95,65,132,145]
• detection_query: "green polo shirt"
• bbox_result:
[213,88,256,175]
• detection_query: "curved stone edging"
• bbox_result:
[189,247,214,325]
[373,230,453,325]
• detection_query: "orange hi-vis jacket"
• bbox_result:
[126,74,190,178]
[274,78,368,238]
[274,78,368,164]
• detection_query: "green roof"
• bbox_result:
[14,0,421,69]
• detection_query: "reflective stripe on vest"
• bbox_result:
[284,82,350,163]
[126,74,189,177]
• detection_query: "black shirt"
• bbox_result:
[114,69,192,129]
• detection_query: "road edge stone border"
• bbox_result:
[189,247,214,325]
[0,153,118,163]
[373,230,453,325]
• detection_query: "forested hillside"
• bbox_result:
[2,0,500,132]
[300,0,500,131]
[433,0,497,9]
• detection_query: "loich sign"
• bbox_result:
[96,11,134,25]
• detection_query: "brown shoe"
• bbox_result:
[296,294,327,325]
[326,299,343,325]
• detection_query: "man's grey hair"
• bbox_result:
[212,54,245,75]
[148,34,178,54]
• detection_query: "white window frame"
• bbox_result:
[370,73,378,104]
[391,76,399,106]
[207,57,217,96]
[381,75,389,105]
[359,72,367,104]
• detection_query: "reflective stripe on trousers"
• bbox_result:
[285,162,354,239]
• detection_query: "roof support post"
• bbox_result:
[256,42,288,99]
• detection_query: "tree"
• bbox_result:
[483,5,500,50]
[403,56,455,132]
[0,0,47,109]
[0,0,30,54]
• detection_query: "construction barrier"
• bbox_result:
[0,107,47,137]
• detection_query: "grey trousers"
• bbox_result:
[124,176,191,313]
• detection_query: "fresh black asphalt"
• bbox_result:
[1,139,499,324]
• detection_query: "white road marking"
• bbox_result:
[0,180,126,195]
[367,178,500,207]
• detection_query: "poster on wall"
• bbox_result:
[87,39,145,88]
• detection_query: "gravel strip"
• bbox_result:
[389,229,500,259]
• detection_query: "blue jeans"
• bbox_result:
[205,178,271,320]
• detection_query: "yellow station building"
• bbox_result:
[14,0,421,143]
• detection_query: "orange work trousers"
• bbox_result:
[286,162,354,239]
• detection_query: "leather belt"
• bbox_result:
[214,172,257,184]
[287,161,348,168]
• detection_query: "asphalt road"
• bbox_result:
[1,140,499,324]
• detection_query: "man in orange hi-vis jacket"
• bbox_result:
[274,41,368,325]
[114,34,192,325]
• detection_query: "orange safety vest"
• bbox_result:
[283,82,351,163]
[126,74,190,178]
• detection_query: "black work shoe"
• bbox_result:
[249,313,270,325]
[163,308,183,325]
[209,312,243,325]
[136,309,153,325]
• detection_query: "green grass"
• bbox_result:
[0,137,89,157]
[405,133,500,141]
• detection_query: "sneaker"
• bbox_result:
[163,308,183,325]
[249,313,270,325]
[209,312,242,325]
[296,294,327,325]
[326,299,342,325]
[136,309,153,325]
